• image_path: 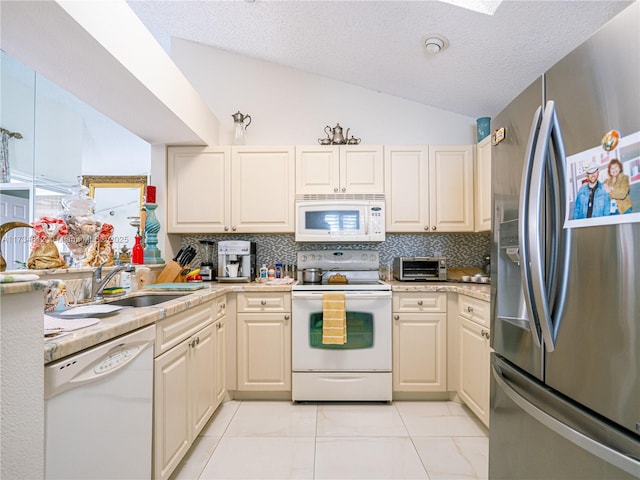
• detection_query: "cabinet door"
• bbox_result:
[190,323,216,438]
[340,145,384,193]
[167,146,230,233]
[392,312,447,392]
[384,146,429,232]
[458,316,490,427]
[231,146,295,233]
[237,313,291,391]
[295,146,340,194]
[428,145,474,232]
[214,317,226,407]
[154,341,191,480]
[475,136,492,232]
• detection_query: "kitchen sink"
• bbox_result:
[106,293,189,308]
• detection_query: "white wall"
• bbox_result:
[171,39,476,146]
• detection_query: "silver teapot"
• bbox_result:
[324,124,350,145]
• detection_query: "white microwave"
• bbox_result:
[295,194,386,242]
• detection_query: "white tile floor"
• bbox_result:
[169,400,488,480]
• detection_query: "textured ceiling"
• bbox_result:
[128,0,632,118]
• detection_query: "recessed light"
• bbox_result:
[423,34,449,54]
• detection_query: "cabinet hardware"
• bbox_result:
[284,315,290,321]
[341,187,346,192]
[394,315,400,320]
[261,299,267,306]
[224,226,229,231]
[334,187,339,192]
[424,226,429,231]
[432,226,437,231]
[417,300,423,306]
[467,306,473,313]
[232,226,237,231]
[481,330,489,338]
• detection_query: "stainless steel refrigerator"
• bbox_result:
[490,3,640,479]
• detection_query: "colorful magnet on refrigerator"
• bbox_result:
[601,130,620,151]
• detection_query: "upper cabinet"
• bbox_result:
[385,145,475,232]
[475,136,492,232]
[167,146,295,234]
[295,145,384,194]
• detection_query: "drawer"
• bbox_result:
[237,292,291,313]
[155,301,214,356]
[458,294,490,327]
[215,294,227,319]
[393,292,446,313]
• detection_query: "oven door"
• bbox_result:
[292,291,392,371]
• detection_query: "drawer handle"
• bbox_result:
[467,306,473,313]
[481,329,490,339]
[216,323,221,329]
[261,300,267,306]
[417,300,423,306]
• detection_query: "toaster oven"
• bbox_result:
[393,257,447,281]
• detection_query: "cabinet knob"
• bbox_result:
[481,329,490,339]
[432,226,437,231]
[341,187,346,192]
[284,315,290,321]
[394,315,400,321]
[334,187,339,193]
[261,299,267,306]
[195,337,200,345]
[417,300,423,306]
[224,226,229,231]
[216,323,221,329]
[232,226,237,231]
[424,226,429,231]
[467,306,473,313]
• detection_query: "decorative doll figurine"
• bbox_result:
[82,223,115,267]
[27,217,68,269]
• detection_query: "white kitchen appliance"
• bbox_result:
[292,250,392,401]
[295,194,385,242]
[44,325,155,479]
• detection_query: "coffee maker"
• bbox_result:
[217,240,256,283]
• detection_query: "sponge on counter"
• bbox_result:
[102,287,125,295]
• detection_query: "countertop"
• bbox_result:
[3,278,489,364]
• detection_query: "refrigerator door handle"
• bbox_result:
[518,105,543,347]
[492,363,640,477]
[527,100,572,352]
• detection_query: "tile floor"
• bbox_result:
[169,400,488,480]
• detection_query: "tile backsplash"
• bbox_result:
[180,233,490,270]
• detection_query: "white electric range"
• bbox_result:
[291,250,392,402]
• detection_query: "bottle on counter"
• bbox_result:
[267,265,275,279]
[275,262,283,279]
[131,234,144,265]
[259,264,268,279]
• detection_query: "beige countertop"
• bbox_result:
[1,278,489,364]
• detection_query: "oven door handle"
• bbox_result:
[292,292,392,300]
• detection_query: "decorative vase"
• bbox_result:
[142,203,164,264]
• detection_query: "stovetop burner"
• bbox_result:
[292,249,390,291]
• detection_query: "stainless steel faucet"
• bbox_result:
[92,263,135,300]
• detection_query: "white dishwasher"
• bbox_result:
[44,324,155,479]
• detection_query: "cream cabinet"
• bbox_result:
[236,292,291,391]
[385,145,475,232]
[295,144,384,194]
[428,145,475,232]
[167,145,295,233]
[167,146,230,233]
[392,292,447,393]
[384,146,429,232]
[153,301,216,480]
[214,295,228,407]
[458,294,491,428]
[475,136,492,232]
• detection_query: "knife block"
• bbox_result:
[153,260,184,284]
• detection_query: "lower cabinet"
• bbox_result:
[153,300,220,480]
[236,292,291,391]
[392,292,447,393]
[458,294,491,428]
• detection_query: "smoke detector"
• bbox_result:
[423,35,449,54]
